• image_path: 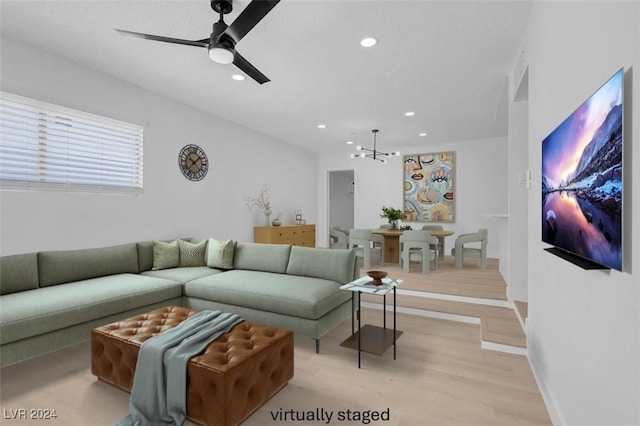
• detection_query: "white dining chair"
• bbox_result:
[422,225,444,255]
[329,226,349,249]
[451,228,488,269]
[348,229,384,269]
[400,230,438,273]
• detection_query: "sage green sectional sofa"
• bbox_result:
[0,240,358,367]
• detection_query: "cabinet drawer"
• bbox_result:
[254,225,315,247]
[271,227,297,242]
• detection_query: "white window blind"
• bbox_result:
[0,91,143,194]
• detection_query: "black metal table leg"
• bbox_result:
[357,290,361,368]
[351,292,355,335]
[383,294,387,329]
[393,286,397,360]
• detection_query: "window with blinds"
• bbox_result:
[0,91,143,194]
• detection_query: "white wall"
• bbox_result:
[526,2,640,425]
[0,37,318,255]
[318,137,508,258]
[507,69,530,302]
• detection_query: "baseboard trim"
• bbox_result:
[481,340,527,355]
[527,339,565,426]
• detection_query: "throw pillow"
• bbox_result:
[207,238,235,269]
[178,239,207,267]
[152,240,180,270]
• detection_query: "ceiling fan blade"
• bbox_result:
[116,29,209,48]
[233,52,270,84]
[224,0,280,44]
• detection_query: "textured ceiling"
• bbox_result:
[0,0,531,154]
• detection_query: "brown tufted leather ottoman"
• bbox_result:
[91,306,294,425]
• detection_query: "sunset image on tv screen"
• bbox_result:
[541,69,623,270]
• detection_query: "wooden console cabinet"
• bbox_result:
[253,224,316,247]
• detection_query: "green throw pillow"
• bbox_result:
[207,238,235,269]
[178,239,207,267]
[152,240,180,270]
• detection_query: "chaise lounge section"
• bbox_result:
[0,239,358,367]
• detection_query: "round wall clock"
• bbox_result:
[178,144,209,181]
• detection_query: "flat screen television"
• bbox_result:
[541,68,624,271]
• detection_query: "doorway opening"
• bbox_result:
[327,169,355,246]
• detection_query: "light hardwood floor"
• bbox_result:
[0,256,549,426]
[361,256,527,349]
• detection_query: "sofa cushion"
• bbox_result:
[0,274,182,345]
[137,241,156,272]
[233,243,291,274]
[38,244,139,287]
[137,238,189,272]
[286,246,356,284]
[207,238,235,269]
[152,240,180,270]
[0,253,39,295]
[178,239,207,267]
[141,266,223,284]
[185,270,351,320]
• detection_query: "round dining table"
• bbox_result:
[371,228,454,264]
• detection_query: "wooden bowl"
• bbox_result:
[367,270,388,286]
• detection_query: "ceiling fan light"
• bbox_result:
[208,45,234,64]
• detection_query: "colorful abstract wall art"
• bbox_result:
[403,152,455,223]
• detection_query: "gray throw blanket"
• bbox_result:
[116,310,243,426]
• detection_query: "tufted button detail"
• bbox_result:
[91,306,294,426]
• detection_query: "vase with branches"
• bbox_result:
[245,184,272,226]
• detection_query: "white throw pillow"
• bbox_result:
[207,238,235,269]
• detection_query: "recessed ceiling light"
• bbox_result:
[360,37,378,48]
[232,74,245,81]
[346,140,354,145]
[317,124,327,129]
[405,111,415,117]
[419,132,428,137]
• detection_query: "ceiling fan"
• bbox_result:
[116,0,279,84]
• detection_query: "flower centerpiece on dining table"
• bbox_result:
[380,206,406,230]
